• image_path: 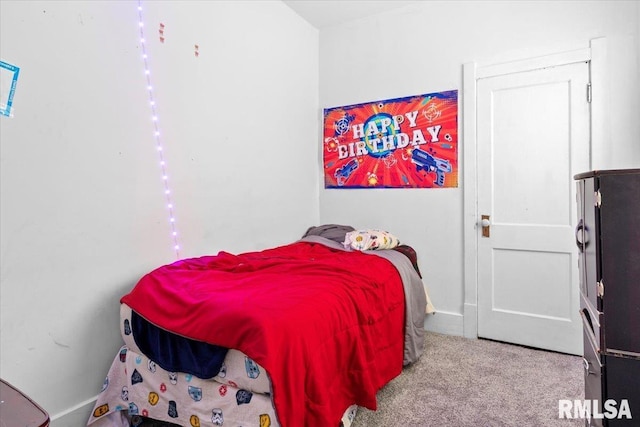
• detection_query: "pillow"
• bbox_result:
[343,229,400,251]
[302,224,355,244]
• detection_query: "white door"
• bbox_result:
[477,61,590,355]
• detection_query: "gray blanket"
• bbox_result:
[299,235,429,365]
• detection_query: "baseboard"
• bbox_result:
[463,302,478,339]
[424,310,464,336]
[50,395,97,427]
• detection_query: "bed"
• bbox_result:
[87,225,434,427]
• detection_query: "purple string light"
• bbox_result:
[137,1,180,259]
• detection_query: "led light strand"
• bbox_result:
[137,1,180,259]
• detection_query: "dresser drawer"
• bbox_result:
[582,311,604,427]
[581,292,602,350]
[603,355,640,426]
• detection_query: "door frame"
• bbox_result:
[462,38,608,339]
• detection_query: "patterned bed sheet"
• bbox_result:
[88,345,278,427]
[87,304,358,427]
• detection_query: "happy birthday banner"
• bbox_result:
[323,90,458,189]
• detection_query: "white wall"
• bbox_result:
[318,1,640,333]
[0,0,318,424]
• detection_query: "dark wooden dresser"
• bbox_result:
[575,169,640,426]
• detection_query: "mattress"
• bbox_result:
[91,344,280,427]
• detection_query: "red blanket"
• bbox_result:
[121,240,405,427]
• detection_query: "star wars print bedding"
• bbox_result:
[91,344,284,427]
[88,235,431,427]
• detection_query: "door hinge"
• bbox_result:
[597,280,604,297]
[595,190,601,207]
[587,83,592,103]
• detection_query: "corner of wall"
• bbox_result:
[424,311,464,336]
[49,396,97,427]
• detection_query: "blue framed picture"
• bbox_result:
[1,60,20,117]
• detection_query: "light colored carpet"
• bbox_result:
[352,332,584,427]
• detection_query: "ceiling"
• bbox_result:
[281,0,422,29]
